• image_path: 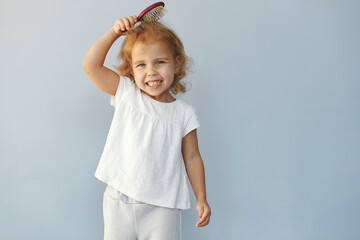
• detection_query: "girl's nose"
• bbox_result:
[147,66,158,76]
[147,70,157,76]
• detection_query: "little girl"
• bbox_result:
[82,15,211,240]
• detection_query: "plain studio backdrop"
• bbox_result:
[1,0,359,239]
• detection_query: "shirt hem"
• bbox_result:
[95,173,191,210]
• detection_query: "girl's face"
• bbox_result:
[131,40,179,103]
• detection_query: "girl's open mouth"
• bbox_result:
[146,80,162,88]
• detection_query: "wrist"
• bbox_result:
[196,195,207,203]
[109,28,122,38]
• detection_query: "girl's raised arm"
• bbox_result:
[82,16,137,95]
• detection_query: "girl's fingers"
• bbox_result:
[120,16,137,32]
[115,17,130,30]
[113,23,122,35]
[196,207,211,227]
[130,15,138,24]
[114,19,124,32]
[196,215,210,227]
[113,15,138,35]
[121,18,131,30]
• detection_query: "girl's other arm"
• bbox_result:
[82,16,137,95]
[182,129,211,227]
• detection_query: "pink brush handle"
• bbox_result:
[137,2,165,21]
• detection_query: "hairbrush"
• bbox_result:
[137,2,167,22]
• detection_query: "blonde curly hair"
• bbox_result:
[116,21,190,95]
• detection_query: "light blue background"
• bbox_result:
[1,0,359,239]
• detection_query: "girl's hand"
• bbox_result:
[195,200,211,227]
[112,15,137,36]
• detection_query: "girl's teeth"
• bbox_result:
[148,81,161,86]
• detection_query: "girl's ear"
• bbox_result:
[174,56,182,73]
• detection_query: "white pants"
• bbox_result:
[103,185,181,240]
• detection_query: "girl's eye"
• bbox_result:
[137,63,145,68]
[156,61,165,64]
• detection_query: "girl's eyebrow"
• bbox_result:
[155,57,170,61]
[132,60,144,65]
[133,57,170,65]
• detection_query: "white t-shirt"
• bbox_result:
[94,76,200,209]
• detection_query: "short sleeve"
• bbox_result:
[110,76,130,107]
[183,107,200,137]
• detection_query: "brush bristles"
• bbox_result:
[141,6,167,21]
